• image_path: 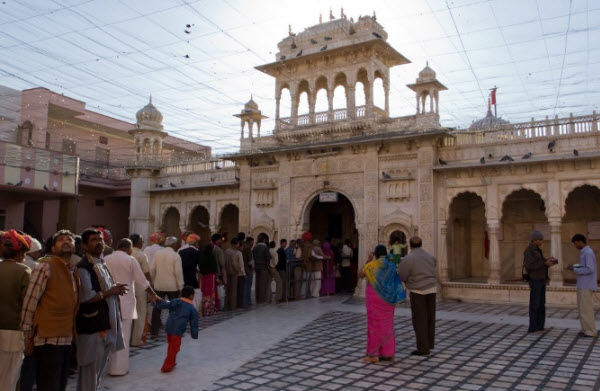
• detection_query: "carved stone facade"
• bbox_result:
[128,13,600,305]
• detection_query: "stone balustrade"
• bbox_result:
[444,112,599,147]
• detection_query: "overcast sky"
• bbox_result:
[0,0,597,153]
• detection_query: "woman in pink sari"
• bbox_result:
[358,245,405,363]
[320,241,336,295]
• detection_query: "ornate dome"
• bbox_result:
[244,97,259,112]
[417,64,436,82]
[468,108,510,131]
[136,97,163,131]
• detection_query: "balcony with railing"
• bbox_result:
[78,160,130,188]
[151,159,239,191]
[0,140,79,194]
[278,105,387,131]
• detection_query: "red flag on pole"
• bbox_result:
[490,88,497,105]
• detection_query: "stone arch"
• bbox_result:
[161,206,181,239]
[560,179,600,218]
[251,225,273,240]
[298,188,360,231]
[500,188,549,282]
[447,192,488,282]
[314,75,328,113]
[373,70,386,109]
[188,205,211,247]
[499,184,549,219]
[356,68,369,105]
[279,84,292,119]
[381,222,412,248]
[218,203,239,243]
[561,184,600,284]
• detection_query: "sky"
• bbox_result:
[0,0,598,154]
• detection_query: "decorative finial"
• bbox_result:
[288,24,292,36]
[426,60,429,67]
[329,9,334,20]
[373,10,377,20]
[149,94,152,104]
[350,17,354,23]
[341,7,345,19]
[319,13,322,23]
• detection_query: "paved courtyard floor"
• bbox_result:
[67,295,600,391]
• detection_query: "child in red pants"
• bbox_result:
[154,286,199,372]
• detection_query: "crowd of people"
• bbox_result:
[0,225,595,389]
[0,226,360,391]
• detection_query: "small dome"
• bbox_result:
[417,64,436,82]
[468,108,510,131]
[136,97,163,131]
[244,98,258,111]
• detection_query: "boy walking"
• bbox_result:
[154,286,199,372]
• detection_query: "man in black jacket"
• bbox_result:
[252,233,271,303]
[179,234,201,311]
[276,239,288,301]
[76,228,127,390]
[523,230,557,334]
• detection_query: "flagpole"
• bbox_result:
[494,85,497,117]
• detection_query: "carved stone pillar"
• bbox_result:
[549,219,564,287]
[275,97,281,131]
[487,220,501,285]
[327,89,334,121]
[347,85,356,119]
[308,93,316,124]
[438,221,449,282]
[291,91,299,126]
[384,83,390,117]
[365,80,374,118]
[416,95,420,114]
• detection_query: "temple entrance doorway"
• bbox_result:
[306,192,358,293]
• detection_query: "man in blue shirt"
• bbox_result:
[568,234,598,338]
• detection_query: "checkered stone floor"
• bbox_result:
[206,311,600,391]
[342,297,600,320]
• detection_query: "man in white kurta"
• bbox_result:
[104,239,159,376]
[129,234,152,347]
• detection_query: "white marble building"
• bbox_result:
[128,14,600,305]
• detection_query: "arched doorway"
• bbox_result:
[500,189,549,282]
[188,205,211,248]
[219,204,239,245]
[308,193,356,243]
[305,191,357,293]
[388,230,408,257]
[161,207,181,239]
[562,185,600,284]
[447,192,487,282]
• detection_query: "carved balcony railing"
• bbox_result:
[278,105,385,130]
[444,113,599,147]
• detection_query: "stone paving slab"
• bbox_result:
[207,311,600,391]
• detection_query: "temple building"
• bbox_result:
[126,13,600,305]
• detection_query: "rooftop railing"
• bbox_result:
[278,105,384,130]
[444,113,599,147]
